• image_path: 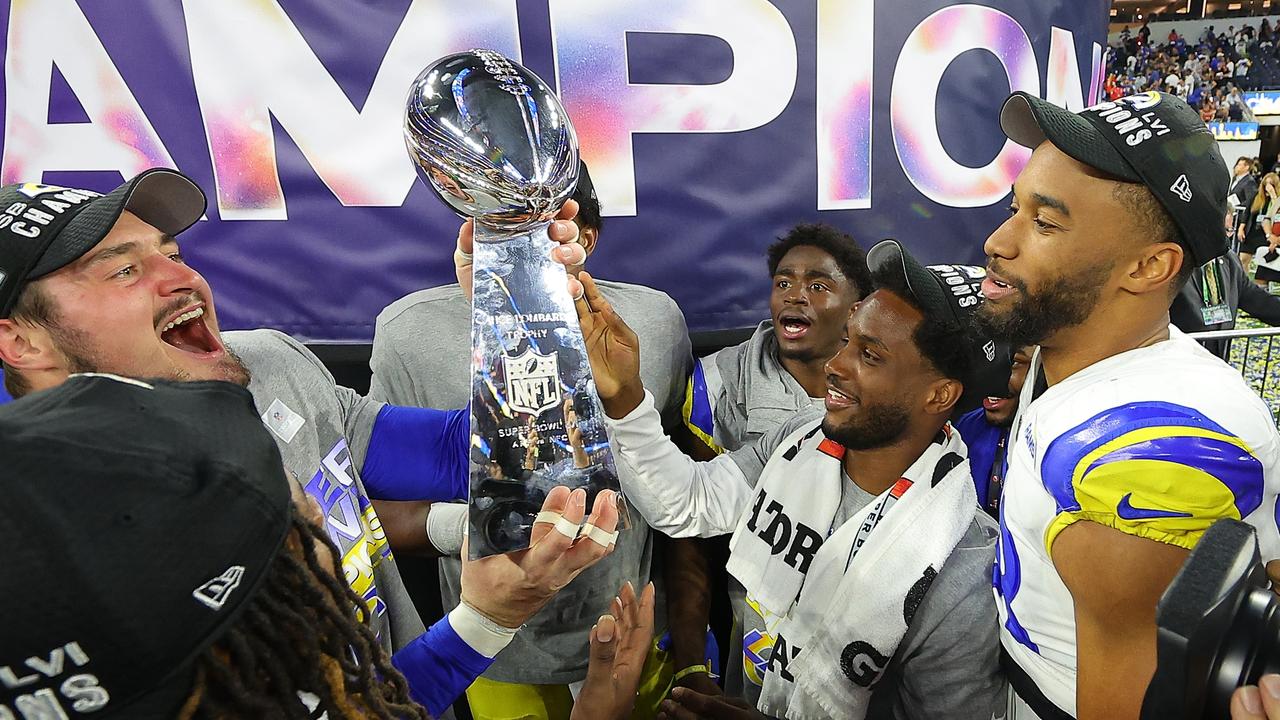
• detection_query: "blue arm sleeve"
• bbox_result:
[360,405,469,502]
[392,616,495,718]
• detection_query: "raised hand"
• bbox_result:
[572,581,657,720]
[564,395,589,469]
[460,485,619,628]
[573,272,644,418]
[455,200,587,300]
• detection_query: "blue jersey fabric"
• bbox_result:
[361,404,469,501]
[954,407,1008,510]
[392,615,496,718]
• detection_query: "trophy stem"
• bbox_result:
[467,221,623,559]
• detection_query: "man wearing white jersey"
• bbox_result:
[980,90,1280,719]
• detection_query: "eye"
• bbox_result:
[776,280,791,290]
[1006,204,1018,217]
[113,265,136,279]
[861,348,879,364]
[1032,215,1056,231]
[168,252,186,264]
[809,282,828,292]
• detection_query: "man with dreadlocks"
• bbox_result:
[0,374,649,719]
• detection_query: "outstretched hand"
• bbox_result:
[572,581,657,720]
[461,485,619,628]
[455,200,587,300]
[573,272,644,418]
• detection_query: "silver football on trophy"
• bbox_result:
[404,50,579,232]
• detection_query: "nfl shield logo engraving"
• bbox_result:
[503,348,560,415]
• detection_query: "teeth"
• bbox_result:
[785,323,805,332]
[828,388,850,401]
[162,307,204,333]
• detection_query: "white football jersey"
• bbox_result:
[994,327,1280,716]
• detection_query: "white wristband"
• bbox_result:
[426,502,468,557]
[449,602,518,658]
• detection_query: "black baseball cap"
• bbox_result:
[575,159,597,205]
[0,168,206,317]
[867,240,1012,398]
[1000,91,1229,267]
[0,374,291,718]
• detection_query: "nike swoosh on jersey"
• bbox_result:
[1116,493,1194,521]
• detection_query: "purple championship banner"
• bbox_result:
[0,0,1109,344]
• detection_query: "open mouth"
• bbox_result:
[981,274,1016,301]
[825,383,857,411]
[159,306,223,357]
[983,396,1010,413]
[778,314,812,341]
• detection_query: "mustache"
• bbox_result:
[825,374,858,401]
[154,294,206,329]
[985,260,1029,293]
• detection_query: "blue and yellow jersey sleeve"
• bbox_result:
[682,358,723,453]
[1041,401,1264,552]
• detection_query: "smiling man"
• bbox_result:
[683,224,870,455]
[672,223,870,702]
[0,169,624,718]
[0,174,449,664]
[981,91,1280,719]
[567,241,1006,719]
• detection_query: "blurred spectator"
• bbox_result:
[1241,172,1280,274]
[1171,251,1280,359]
[1231,155,1260,210]
[1110,19,1277,108]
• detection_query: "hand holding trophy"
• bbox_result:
[405,50,625,559]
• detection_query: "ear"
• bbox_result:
[0,318,60,375]
[579,226,599,258]
[1122,242,1185,295]
[922,377,963,418]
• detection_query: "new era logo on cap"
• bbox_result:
[1171,174,1193,202]
[192,566,246,611]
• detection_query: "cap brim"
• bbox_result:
[125,169,207,237]
[29,169,206,278]
[867,239,954,326]
[1000,92,1141,182]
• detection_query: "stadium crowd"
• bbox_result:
[8,25,1280,720]
[1104,19,1278,122]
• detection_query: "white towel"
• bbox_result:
[727,421,976,719]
